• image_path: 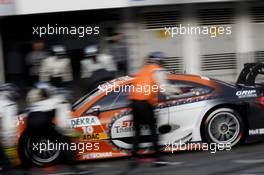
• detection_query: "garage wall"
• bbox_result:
[0,33,5,83]
[136,2,262,83]
[139,7,184,73]
[198,4,237,82]
[251,5,264,64]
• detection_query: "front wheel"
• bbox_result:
[201,108,244,147]
[19,129,64,166]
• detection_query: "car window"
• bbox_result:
[72,88,101,111]
[85,84,132,114]
[85,91,120,114]
[158,80,213,101]
[112,87,130,109]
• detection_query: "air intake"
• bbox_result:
[163,57,183,73]
[250,6,264,23]
[142,10,181,29]
[201,53,237,71]
[198,8,235,26]
[255,51,264,63]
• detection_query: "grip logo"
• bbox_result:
[236,90,257,98]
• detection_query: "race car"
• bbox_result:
[16,63,264,166]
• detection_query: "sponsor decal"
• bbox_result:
[82,133,108,141]
[249,128,264,135]
[70,116,101,128]
[110,115,149,139]
[106,110,133,150]
[82,152,112,159]
[113,120,149,134]
[114,119,134,134]
[111,115,134,138]
[106,110,152,151]
[81,126,94,134]
[83,134,100,140]
[155,94,215,109]
[236,90,257,98]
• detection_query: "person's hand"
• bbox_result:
[174,87,182,94]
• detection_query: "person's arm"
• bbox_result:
[153,69,182,96]
[39,58,49,82]
[2,102,18,147]
[64,59,73,82]
[56,99,72,129]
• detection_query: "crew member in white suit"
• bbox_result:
[0,84,19,174]
[81,45,116,78]
[39,45,72,86]
[26,82,74,136]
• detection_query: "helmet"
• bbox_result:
[84,45,98,57]
[34,82,52,89]
[33,82,54,98]
[147,51,167,65]
[52,45,66,56]
[27,82,55,104]
[0,83,20,101]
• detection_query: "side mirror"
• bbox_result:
[90,105,101,116]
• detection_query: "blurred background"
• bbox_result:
[0,0,263,96]
[1,0,264,174]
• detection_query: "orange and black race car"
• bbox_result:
[16,63,264,166]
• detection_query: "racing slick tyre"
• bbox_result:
[18,128,66,167]
[201,108,245,147]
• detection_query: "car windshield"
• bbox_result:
[212,78,236,88]
[72,88,102,111]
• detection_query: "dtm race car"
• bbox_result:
[16,63,264,166]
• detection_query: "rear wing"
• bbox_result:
[236,63,264,86]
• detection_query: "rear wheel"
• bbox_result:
[202,108,244,147]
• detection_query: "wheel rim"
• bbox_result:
[208,111,240,144]
[25,135,61,165]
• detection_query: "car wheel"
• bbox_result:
[202,108,244,147]
[19,129,63,166]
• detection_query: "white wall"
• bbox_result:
[182,5,200,75]
[0,0,241,16]
[235,2,254,76]
[14,0,128,15]
[0,0,15,16]
[130,0,238,6]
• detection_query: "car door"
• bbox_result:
[160,80,213,145]
[84,84,170,150]
[84,86,134,150]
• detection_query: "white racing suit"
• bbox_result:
[81,54,116,79]
[0,95,18,148]
[27,92,72,136]
[0,94,18,169]
[26,88,79,166]
[39,56,73,83]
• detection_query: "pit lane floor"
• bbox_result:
[13,142,264,175]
